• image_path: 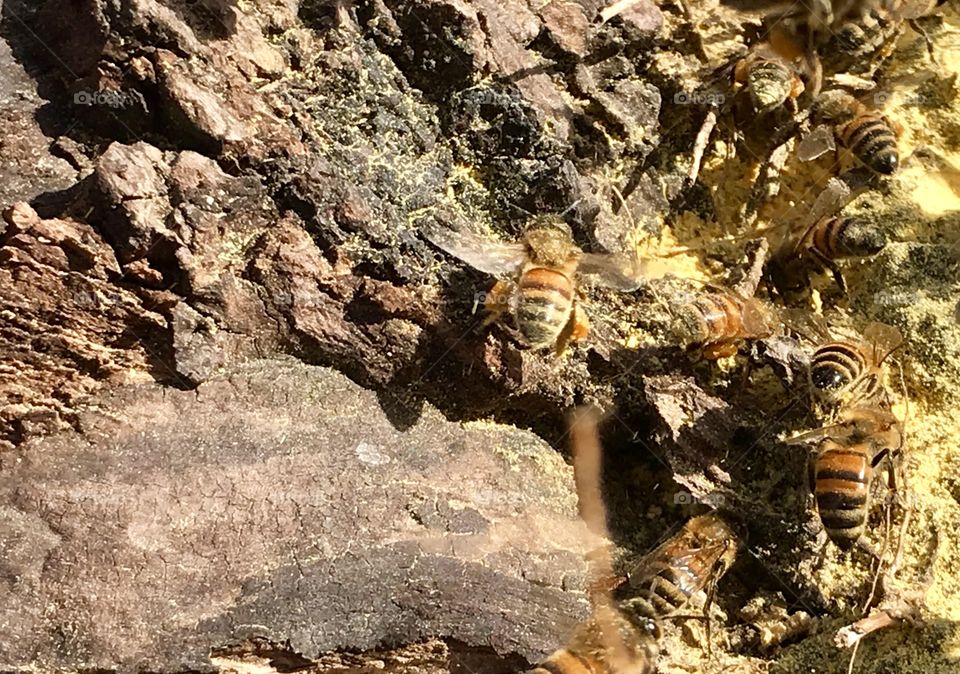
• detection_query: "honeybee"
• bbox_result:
[423,216,646,353]
[616,514,740,634]
[798,96,902,175]
[668,285,780,360]
[529,514,739,674]
[822,0,945,74]
[528,606,658,674]
[788,402,904,548]
[733,41,807,116]
[767,170,877,296]
[528,407,658,674]
[770,213,887,294]
[808,321,903,408]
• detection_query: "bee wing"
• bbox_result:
[781,307,833,344]
[785,422,856,445]
[863,321,904,364]
[628,540,732,599]
[797,124,836,162]
[422,225,528,276]
[578,252,648,292]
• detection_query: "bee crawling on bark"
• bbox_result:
[530,512,740,674]
[807,321,903,409]
[771,214,887,295]
[788,399,904,548]
[528,410,740,674]
[615,514,740,637]
[667,285,781,360]
[798,91,903,175]
[423,215,648,354]
[732,39,810,117]
[768,170,888,296]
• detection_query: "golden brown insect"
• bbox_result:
[771,213,887,293]
[808,321,903,408]
[799,97,902,175]
[528,513,739,674]
[733,41,807,116]
[527,608,658,674]
[788,402,904,548]
[822,0,945,74]
[424,216,646,353]
[668,285,780,360]
[838,110,901,174]
[616,514,740,633]
[527,407,658,674]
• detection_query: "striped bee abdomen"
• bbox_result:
[747,61,792,113]
[516,267,575,348]
[807,216,888,259]
[839,114,899,175]
[809,341,870,399]
[814,443,872,548]
[675,293,744,346]
[620,561,706,636]
[697,293,745,343]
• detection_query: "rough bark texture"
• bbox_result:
[0,360,587,672]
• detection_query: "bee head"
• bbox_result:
[523,215,573,238]
[840,219,888,257]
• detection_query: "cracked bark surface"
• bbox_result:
[0,361,589,672]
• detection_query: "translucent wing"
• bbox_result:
[862,321,903,364]
[625,538,731,597]
[579,252,648,291]
[797,124,836,162]
[781,307,833,344]
[807,176,855,223]
[784,423,852,445]
[422,224,528,276]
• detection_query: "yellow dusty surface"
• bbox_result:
[635,7,960,674]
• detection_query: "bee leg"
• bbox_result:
[555,304,590,356]
[701,573,725,658]
[809,248,847,293]
[482,279,514,327]
[702,342,738,360]
[908,19,937,63]
[688,108,718,184]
